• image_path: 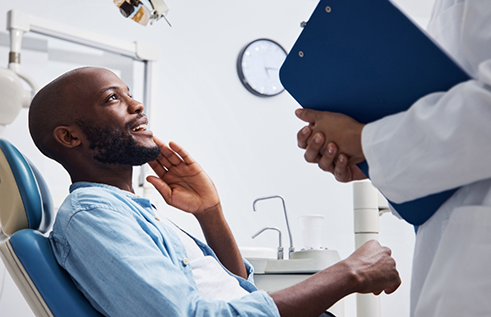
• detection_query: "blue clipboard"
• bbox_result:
[280,0,471,225]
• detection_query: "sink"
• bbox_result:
[263,249,341,273]
[241,248,341,274]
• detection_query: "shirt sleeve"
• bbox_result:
[59,205,280,317]
[362,59,491,203]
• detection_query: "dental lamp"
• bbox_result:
[113,0,171,26]
[0,23,39,126]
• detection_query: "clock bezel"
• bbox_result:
[236,38,287,97]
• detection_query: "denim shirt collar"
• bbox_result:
[70,181,134,195]
[70,181,155,205]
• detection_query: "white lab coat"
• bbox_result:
[362,0,491,316]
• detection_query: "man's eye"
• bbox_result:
[107,94,118,101]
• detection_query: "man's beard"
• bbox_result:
[77,119,161,166]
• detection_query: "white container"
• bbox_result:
[298,214,324,250]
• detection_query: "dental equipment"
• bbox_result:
[249,184,385,317]
[249,196,345,316]
[0,138,102,316]
[253,195,295,255]
[114,0,171,26]
[353,180,383,317]
[0,67,33,125]
[0,12,40,126]
[252,227,284,260]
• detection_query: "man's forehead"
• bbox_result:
[64,67,126,96]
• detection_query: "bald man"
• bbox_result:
[29,67,400,317]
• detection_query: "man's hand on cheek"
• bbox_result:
[146,137,220,217]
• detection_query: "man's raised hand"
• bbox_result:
[146,137,220,217]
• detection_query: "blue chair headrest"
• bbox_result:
[0,139,54,236]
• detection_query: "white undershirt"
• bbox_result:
[160,217,249,301]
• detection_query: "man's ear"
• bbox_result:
[53,126,82,148]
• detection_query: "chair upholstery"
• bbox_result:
[0,138,102,317]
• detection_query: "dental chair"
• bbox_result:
[0,138,102,317]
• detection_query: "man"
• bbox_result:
[29,66,400,317]
[296,0,491,316]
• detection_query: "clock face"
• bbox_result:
[237,39,287,97]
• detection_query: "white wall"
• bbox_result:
[0,0,435,316]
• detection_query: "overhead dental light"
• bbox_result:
[113,0,171,26]
[0,18,39,126]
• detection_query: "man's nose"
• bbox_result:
[128,98,145,114]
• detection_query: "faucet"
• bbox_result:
[252,227,284,260]
[253,195,294,255]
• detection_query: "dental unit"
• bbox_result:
[246,182,388,317]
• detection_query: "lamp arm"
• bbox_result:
[9,64,39,94]
[7,26,39,96]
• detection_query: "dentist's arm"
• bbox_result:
[146,137,247,279]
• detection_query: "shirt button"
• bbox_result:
[155,217,160,221]
[182,258,189,266]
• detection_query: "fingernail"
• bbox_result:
[339,155,345,163]
[302,126,310,135]
[328,145,334,154]
[295,109,304,115]
[315,135,322,143]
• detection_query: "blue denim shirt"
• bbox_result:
[49,182,280,317]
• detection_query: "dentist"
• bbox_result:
[296,0,491,316]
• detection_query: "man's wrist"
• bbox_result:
[331,259,361,296]
[194,203,223,224]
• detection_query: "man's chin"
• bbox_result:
[94,144,161,166]
[142,145,161,164]
[131,144,161,166]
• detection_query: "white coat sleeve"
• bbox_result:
[362,59,491,204]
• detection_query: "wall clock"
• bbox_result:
[237,39,287,97]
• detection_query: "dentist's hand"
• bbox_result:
[300,130,366,182]
[296,108,365,165]
[296,108,367,182]
[146,137,220,218]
